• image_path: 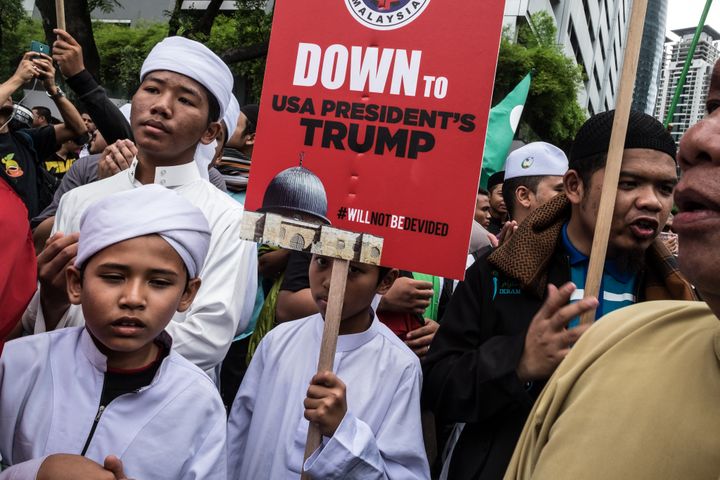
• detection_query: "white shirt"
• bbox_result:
[22,159,258,375]
[0,327,227,479]
[227,313,430,479]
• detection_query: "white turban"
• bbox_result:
[76,184,211,278]
[223,96,240,137]
[192,96,239,179]
[119,103,132,123]
[140,36,233,119]
[193,142,216,180]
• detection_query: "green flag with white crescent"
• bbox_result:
[480,73,531,189]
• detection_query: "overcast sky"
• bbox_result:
[666,0,720,37]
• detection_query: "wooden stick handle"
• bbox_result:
[580,0,649,325]
[301,258,349,479]
[55,0,66,31]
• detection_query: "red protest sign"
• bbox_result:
[246,0,505,280]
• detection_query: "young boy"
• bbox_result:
[227,255,431,479]
[0,185,227,479]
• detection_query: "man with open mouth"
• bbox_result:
[422,110,696,480]
[505,60,720,480]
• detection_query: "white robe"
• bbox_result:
[227,313,431,479]
[22,159,258,375]
[0,327,226,479]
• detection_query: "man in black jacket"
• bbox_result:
[422,111,697,480]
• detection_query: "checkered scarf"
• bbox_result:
[488,193,696,301]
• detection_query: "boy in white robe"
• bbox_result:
[23,36,258,378]
[0,185,226,479]
[227,255,431,479]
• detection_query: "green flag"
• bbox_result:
[480,73,531,189]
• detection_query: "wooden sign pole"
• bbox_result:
[55,0,66,31]
[579,0,649,325]
[301,258,350,479]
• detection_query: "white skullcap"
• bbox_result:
[119,103,132,123]
[192,97,237,180]
[223,96,240,137]
[140,36,233,119]
[193,141,216,180]
[76,184,211,278]
[504,142,568,180]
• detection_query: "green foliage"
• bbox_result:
[93,21,167,98]
[88,0,121,14]
[211,2,273,102]
[0,0,24,40]
[494,11,586,150]
[0,16,44,87]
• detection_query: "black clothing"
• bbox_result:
[487,215,504,235]
[422,193,695,480]
[219,336,251,412]
[423,249,560,480]
[100,350,165,406]
[0,126,57,219]
[280,250,312,292]
[66,70,133,145]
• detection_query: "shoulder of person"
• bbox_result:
[3,326,83,366]
[569,300,711,365]
[163,349,227,398]
[185,180,244,219]
[255,313,321,357]
[374,320,422,369]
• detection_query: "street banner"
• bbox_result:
[245,0,506,280]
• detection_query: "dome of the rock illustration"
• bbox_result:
[258,165,330,224]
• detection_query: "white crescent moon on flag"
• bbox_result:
[510,105,524,132]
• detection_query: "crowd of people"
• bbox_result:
[0,26,718,480]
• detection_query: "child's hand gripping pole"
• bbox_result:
[301,258,349,479]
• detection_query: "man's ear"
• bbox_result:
[376,269,399,295]
[244,132,256,147]
[66,266,83,306]
[515,185,532,210]
[564,169,585,206]
[178,278,201,312]
[200,121,222,146]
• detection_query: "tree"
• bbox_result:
[0,0,25,51]
[92,21,167,98]
[493,11,586,150]
[0,16,44,84]
[167,0,225,38]
[165,0,272,100]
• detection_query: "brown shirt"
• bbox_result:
[506,300,720,480]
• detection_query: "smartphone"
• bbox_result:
[30,40,51,56]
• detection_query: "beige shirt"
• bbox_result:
[505,300,720,480]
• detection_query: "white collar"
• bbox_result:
[127,158,201,188]
[313,310,380,352]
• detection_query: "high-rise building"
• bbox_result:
[504,0,633,116]
[655,26,720,143]
[632,0,669,115]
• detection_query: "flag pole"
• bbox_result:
[300,258,350,479]
[55,0,66,31]
[664,0,714,130]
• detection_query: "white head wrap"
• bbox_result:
[193,142,216,180]
[504,142,568,180]
[190,96,239,179]
[140,36,233,120]
[223,96,240,138]
[75,184,211,278]
[119,103,132,123]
